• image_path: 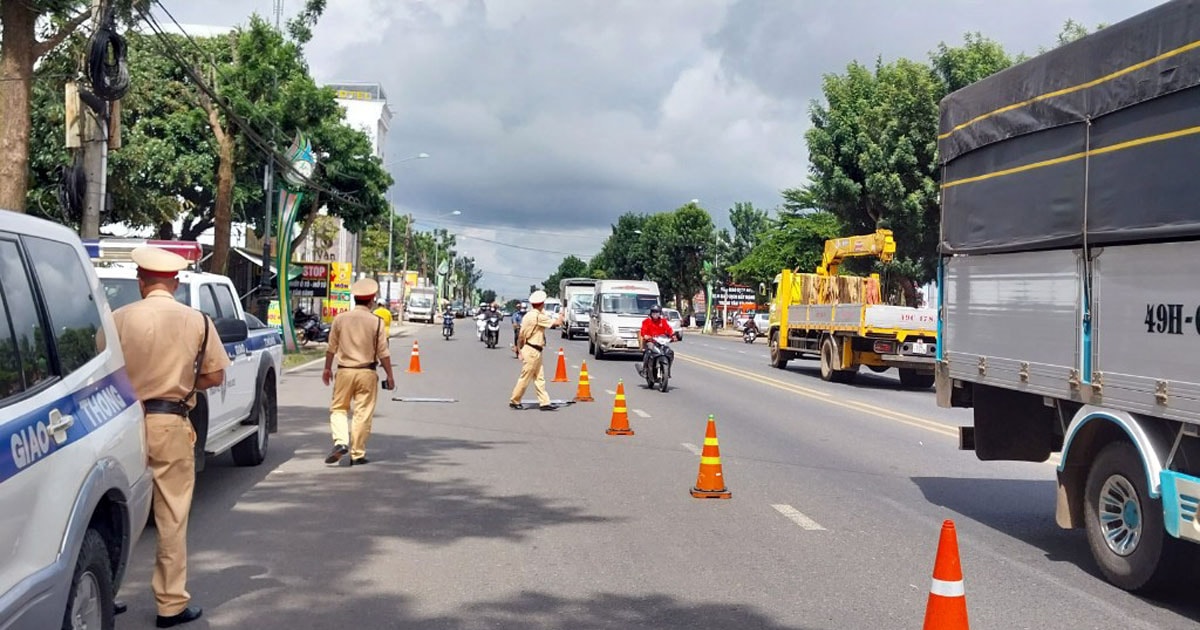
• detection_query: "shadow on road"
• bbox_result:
[911,476,1200,620]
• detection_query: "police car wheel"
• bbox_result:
[232,382,271,466]
[62,529,114,630]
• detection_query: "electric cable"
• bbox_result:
[87,4,130,101]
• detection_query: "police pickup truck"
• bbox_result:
[88,239,282,472]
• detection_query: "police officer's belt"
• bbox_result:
[338,363,378,370]
[144,399,190,417]
[525,343,543,352]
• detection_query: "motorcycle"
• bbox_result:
[743,321,759,343]
[483,313,502,349]
[442,312,455,339]
[293,307,330,345]
[637,333,679,393]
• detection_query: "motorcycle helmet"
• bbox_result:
[650,304,662,316]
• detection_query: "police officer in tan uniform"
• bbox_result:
[509,290,565,410]
[113,246,229,628]
[323,278,396,465]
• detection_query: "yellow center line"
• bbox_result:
[676,353,959,439]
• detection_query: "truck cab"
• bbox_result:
[87,239,282,472]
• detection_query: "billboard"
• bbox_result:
[324,261,353,322]
[289,261,330,298]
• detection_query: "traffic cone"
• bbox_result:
[922,520,969,630]
[605,380,634,435]
[553,348,570,382]
[406,340,422,374]
[690,415,731,499]
[574,361,594,402]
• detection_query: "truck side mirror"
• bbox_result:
[215,317,249,344]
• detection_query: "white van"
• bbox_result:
[587,279,661,359]
[0,211,152,629]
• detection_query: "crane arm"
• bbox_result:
[815,229,896,276]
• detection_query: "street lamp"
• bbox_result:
[384,152,431,308]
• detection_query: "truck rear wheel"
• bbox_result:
[898,368,934,389]
[1084,441,1185,593]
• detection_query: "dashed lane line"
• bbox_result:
[681,443,701,455]
[632,409,651,418]
[772,504,826,531]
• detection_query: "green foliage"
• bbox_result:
[480,289,497,304]
[542,255,589,297]
[729,211,842,290]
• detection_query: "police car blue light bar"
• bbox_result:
[82,238,203,264]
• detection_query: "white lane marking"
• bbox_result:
[604,389,616,396]
[632,409,650,418]
[681,443,701,455]
[771,504,826,531]
[737,350,747,354]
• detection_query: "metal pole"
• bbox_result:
[386,197,394,307]
[257,154,274,320]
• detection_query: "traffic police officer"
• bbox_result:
[509,290,565,410]
[113,246,229,628]
[323,278,396,465]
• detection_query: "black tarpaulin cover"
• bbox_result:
[939,0,1200,254]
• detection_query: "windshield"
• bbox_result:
[408,296,431,308]
[101,278,190,311]
[598,292,659,316]
[568,295,593,311]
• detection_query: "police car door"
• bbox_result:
[194,284,238,431]
[209,282,253,420]
[0,233,141,598]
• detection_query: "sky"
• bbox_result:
[154,0,1161,298]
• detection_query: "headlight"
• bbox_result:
[601,322,613,335]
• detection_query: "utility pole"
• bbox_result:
[80,0,109,239]
[400,212,412,318]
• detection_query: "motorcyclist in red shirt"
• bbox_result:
[639,304,676,377]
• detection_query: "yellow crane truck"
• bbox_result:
[766,229,938,388]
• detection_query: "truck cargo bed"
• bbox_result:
[785,303,936,336]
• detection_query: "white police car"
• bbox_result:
[0,211,152,629]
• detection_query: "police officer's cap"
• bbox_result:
[351,278,379,297]
[529,290,547,304]
[131,246,188,276]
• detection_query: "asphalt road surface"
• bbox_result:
[114,323,1200,629]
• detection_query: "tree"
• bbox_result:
[543,255,588,297]
[727,202,769,265]
[0,0,145,212]
[590,212,647,280]
[662,203,715,309]
[931,32,1014,94]
[729,210,842,295]
[480,289,496,304]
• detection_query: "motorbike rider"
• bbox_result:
[511,302,528,357]
[638,304,676,377]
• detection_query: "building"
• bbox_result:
[292,82,393,275]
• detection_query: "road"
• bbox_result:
[114,322,1200,629]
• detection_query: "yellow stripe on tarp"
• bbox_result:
[700,457,722,465]
[939,38,1200,141]
[941,124,1200,189]
[704,437,719,446]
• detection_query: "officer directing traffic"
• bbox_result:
[323,278,396,465]
[509,290,565,410]
[113,246,229,628]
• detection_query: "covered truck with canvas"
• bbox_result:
[936,0,1200,593]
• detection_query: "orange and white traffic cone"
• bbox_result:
[553,347,570,382]
[690,415,731,499]
[574,361,594,402]
[605,380,634,435]
[923,519,969,630]
[407,340,422,374]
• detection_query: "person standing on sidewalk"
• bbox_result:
[509,290,565,410]
[113,246,228,628]
[323,278,396,466]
